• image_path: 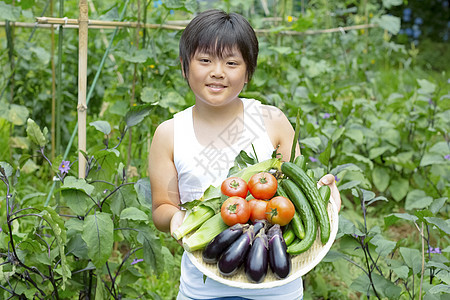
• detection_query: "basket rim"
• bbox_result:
[184,193,339,289]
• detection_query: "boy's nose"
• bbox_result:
[210,63,224,78]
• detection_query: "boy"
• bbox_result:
[149,9,341,300]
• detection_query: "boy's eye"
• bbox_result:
[199,58,210,63]
[227,61,238,66]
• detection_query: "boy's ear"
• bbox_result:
[180,58,186,78]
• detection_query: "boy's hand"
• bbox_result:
[170,210,186,246]
[318,174,341,211]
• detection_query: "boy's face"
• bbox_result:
[185,46,248,107]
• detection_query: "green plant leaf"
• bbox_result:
[429,197,448,214]
[372,167,390,192]
[109,184,139,217]
[344,128,364,144]
[382,0,403,9]
[331,126,345,143]
[330,163,363,174]
[90,120,111,135]
[0,161,13,178]
[135,178,152,209]
[420,153,445,167]
[26,118,47,147]
[66,234,89,260]
[350,275,374,296]
[155,90,186,113]
[82,212,114,269]
[337,216,364,237]
[0,2,21,21]
[369,146,393,160]
[300,137,321,152]
[95,275,105,299]
[370,234,396,257]
[405,189,433,210]
[120,207,148,221]
[372,273,402,298]
[386,258,409,280]
[384,213,418,227]
[141,86,161,104]
[417,79,436,95]
[388,178,409,202]
[319,139,332,167]
[61,189,91,216]
[124,103,155,128]
[428,284,450,294]
[345,153,374,169]
[137,229,164,274]
[7,104,29,126]
[400,247,422,275]
[373,15,401,34]
[61,176,95,195]
[121,48,150,63]
[424,217,450,235]
[337,180,361,191]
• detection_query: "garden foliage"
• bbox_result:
[0,0,449,299]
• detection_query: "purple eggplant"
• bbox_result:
[245,228,269,283]
[268,224,291,279]
[252,219,269,235]
[217,225,255,276]
[202,223,248,264]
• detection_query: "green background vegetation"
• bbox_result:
[0,0,449,299]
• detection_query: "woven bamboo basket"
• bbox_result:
[184,193,339,289]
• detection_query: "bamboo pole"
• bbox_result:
[78,0,88,179]
[56,0,64,157]
[51,0,56,162]
[15,18,379,36]
[44,0,130,206]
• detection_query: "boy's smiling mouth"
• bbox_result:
[206,83,227,91]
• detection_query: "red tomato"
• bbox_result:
[221,177,248,198]
[220,196,251,226]
[265,196,295,226]
[247,172,278,200]
[248,199,269,223]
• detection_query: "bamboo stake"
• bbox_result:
[51,0,56,162]
[56,0,64,157]
[78,0,88,179]
[20,18,379,36]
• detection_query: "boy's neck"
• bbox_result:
[192,98,243,124]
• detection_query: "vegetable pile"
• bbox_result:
[172,153,332,284]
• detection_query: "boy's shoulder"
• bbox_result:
[154,118,174,138]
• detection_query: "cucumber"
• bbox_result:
[282,224,295,246]
[306,169,315,180]
[276,181,289,198]
[291,211,305,240]
[281,162,330,245]
[280,179,317,254]
[319,185,331,207]
[294,155,306,170]
[279,181,305,239]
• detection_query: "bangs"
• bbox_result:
[194,25,242,59]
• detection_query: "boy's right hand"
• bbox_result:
[170,210,186,246]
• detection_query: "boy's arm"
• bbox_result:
[148,119,184,233]
[262,105,341,211]
[261,105,300,161]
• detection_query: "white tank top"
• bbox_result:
[173,98,303,299]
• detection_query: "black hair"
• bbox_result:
[179,9,259,81]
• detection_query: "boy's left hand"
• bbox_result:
[318,174,341,211]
